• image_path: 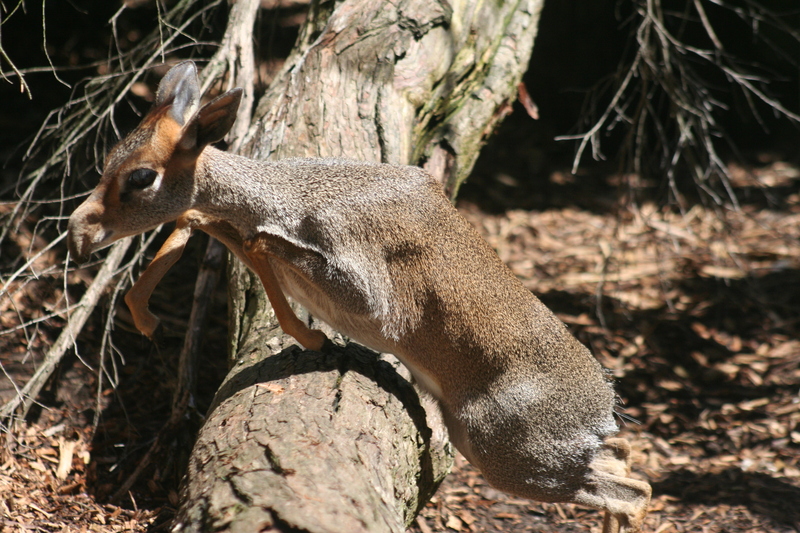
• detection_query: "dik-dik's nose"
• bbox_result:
[67,202,105,264]
[67,220,92,264]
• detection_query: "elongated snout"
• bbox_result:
[66,222,92,264]
[67,199,110,264]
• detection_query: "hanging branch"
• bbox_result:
[557,0,800,210]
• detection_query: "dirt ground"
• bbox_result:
[2,149,799,532]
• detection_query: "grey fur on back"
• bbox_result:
[197,149,620,495]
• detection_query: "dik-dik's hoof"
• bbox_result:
[134,312,161,340]
[293,328,330,352]
[319,337,339,353]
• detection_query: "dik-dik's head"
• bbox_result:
[67,61,242,263]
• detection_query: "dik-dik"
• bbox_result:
[68,62,651,532]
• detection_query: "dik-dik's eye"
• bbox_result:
[127,168,157,189]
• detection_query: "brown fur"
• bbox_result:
[67,62,651,532]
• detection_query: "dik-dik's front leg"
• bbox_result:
[242,235,329,352]
[125,217,195,338]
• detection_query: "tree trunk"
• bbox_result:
[175,1,543,531]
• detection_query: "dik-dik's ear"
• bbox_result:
[156,61,200,125]
[178,88,243,152]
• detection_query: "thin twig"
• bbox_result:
[0,239,132,422]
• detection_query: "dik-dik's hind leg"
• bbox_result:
[572,437,651,533]
[243,235,329,352]
[125,220,194,338]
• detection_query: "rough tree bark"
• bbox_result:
[174,1,543,531]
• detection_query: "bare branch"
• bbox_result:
[0,239,132,422]
[561,0,800,208]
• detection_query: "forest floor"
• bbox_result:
[2,157,799,532]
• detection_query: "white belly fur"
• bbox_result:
[272,261,445,400]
